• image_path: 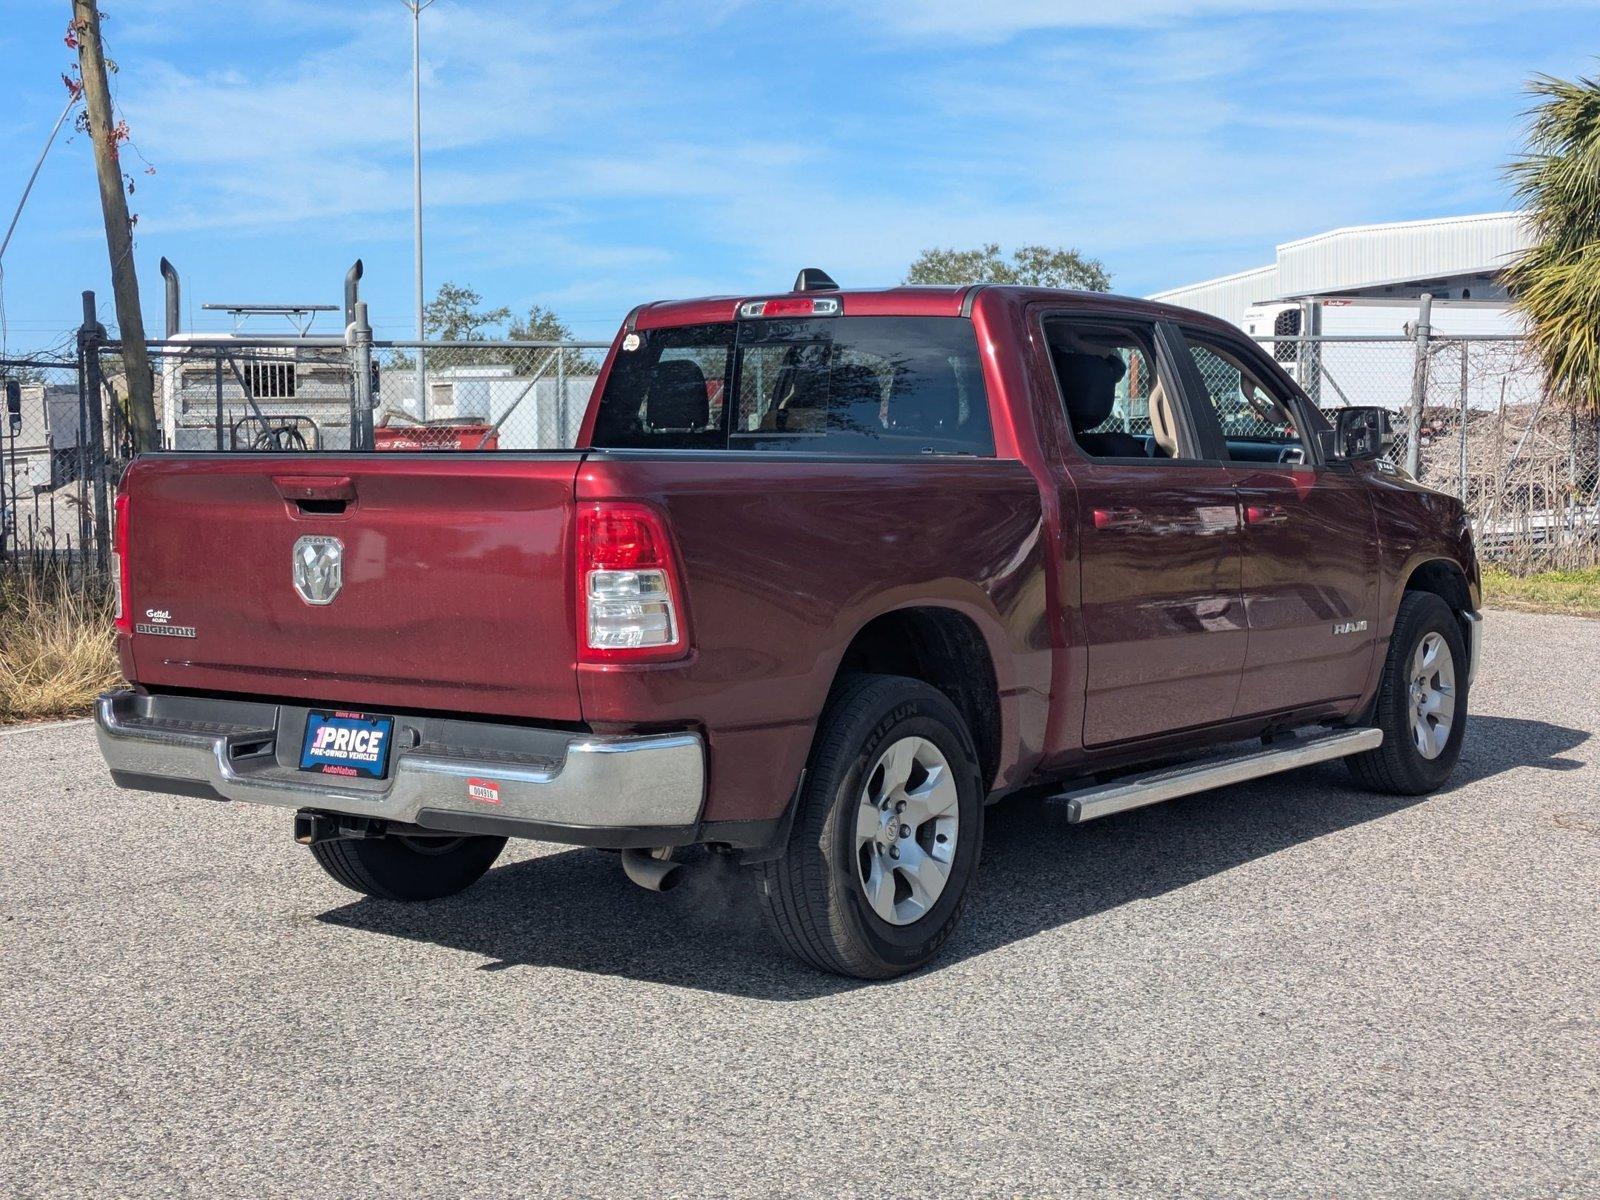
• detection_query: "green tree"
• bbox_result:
[1504,68,1600,414]
[904,243,1111,291]
[390,285,589,377]
[424,281,511,341]
[508,303,571,342]
[509,304,596,374]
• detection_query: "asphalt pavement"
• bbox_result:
[2,608,1597,1198]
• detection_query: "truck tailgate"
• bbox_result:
[121,454,583,722]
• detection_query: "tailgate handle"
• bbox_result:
[273,475,355,515]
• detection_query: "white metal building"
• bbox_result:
[1150,211,1532,333]
[1150,212,1537,411]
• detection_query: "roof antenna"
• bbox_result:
[793,268,839,293]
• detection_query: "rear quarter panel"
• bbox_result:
[575,454,1051,822]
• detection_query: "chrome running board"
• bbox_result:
[1054,727,1383,824]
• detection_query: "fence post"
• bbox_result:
[1570,408,1579,557]
[416,343,427,424]
[1406,293,1432,478]
[348,301,375,451]
[1458,341,1469,502]
[557,349,566,448]
[77,290,110,571]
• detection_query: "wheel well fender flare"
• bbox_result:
[822,591,1011,791]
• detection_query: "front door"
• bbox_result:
[1174,328,1380,717]
[1040,315,1248,747]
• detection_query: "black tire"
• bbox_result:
[755,674,985,979]
[310,832,506,901]
[1348,591,1469,795]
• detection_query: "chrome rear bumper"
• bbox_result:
[95,690,705,845]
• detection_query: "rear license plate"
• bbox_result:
[299,710,395,779]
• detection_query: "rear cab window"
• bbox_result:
[592,316,994,456]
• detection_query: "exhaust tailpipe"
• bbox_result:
[344,259,364,327]
[159,257,180,338]
[621,847,683,892]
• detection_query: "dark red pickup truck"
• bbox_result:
[96,278,1481,978]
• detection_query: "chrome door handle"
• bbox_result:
[1092,507,1144,530]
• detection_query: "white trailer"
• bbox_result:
[1241,299,1535,412]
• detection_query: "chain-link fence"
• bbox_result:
[1258,332,1600,570]
[6,291,1597,575]
[370,340,605,450]
[1,295,607,574]
[144,336,607,454]
[151,338,361,452]
[0,352,114,573]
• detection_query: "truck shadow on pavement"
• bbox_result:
[316,714,1587,1000]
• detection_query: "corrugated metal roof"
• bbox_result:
[1275,211,1531,296]
[1149,211,1534,324]
[1149,264,1278,320]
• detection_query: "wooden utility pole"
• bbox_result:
[71,0,157,451]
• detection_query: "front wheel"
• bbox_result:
[755,674,985,979]
[1348,591,1469,795]
[310,831,506,901]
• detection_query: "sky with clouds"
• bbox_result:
[0,0,1596,352]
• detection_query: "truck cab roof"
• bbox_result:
[627,283,1236,336]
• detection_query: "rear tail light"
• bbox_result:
[112,490,131,633]
[736,296,841,319]
[575,502,688,662]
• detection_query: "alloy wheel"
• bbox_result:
[1407,631,1456,760]
[853,735,960,925]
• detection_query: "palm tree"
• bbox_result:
[1505,68,1600,416]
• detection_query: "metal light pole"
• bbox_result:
[404,0,436,419]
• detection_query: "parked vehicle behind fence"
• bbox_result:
[94,275,1481,978]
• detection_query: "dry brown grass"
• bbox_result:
[0,571,122,722]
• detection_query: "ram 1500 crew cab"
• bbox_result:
[97,276,1482,978]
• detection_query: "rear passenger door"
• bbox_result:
[1041,315,1248,748]
[1173,328,1380,718]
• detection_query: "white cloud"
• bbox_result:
[71,0,1569,316]
[828,0,1593,40]
[117,0,651,234]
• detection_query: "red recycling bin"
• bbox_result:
[373,424,499,451]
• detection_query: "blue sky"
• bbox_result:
[0,0,1596,352]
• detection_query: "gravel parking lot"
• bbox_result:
[2,608,1597,1199]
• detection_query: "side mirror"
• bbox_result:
[1322,406,1393,461]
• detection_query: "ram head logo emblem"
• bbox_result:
[292,535,344,606]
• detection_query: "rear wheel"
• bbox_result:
[310,832,506,901]
[1348,591,1468,795]
[755,674,984,979]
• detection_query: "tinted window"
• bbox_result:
[591,323,732,450]
[592,316,993,456]
[1043,319,1186,461]
[1182,337,1309,461]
